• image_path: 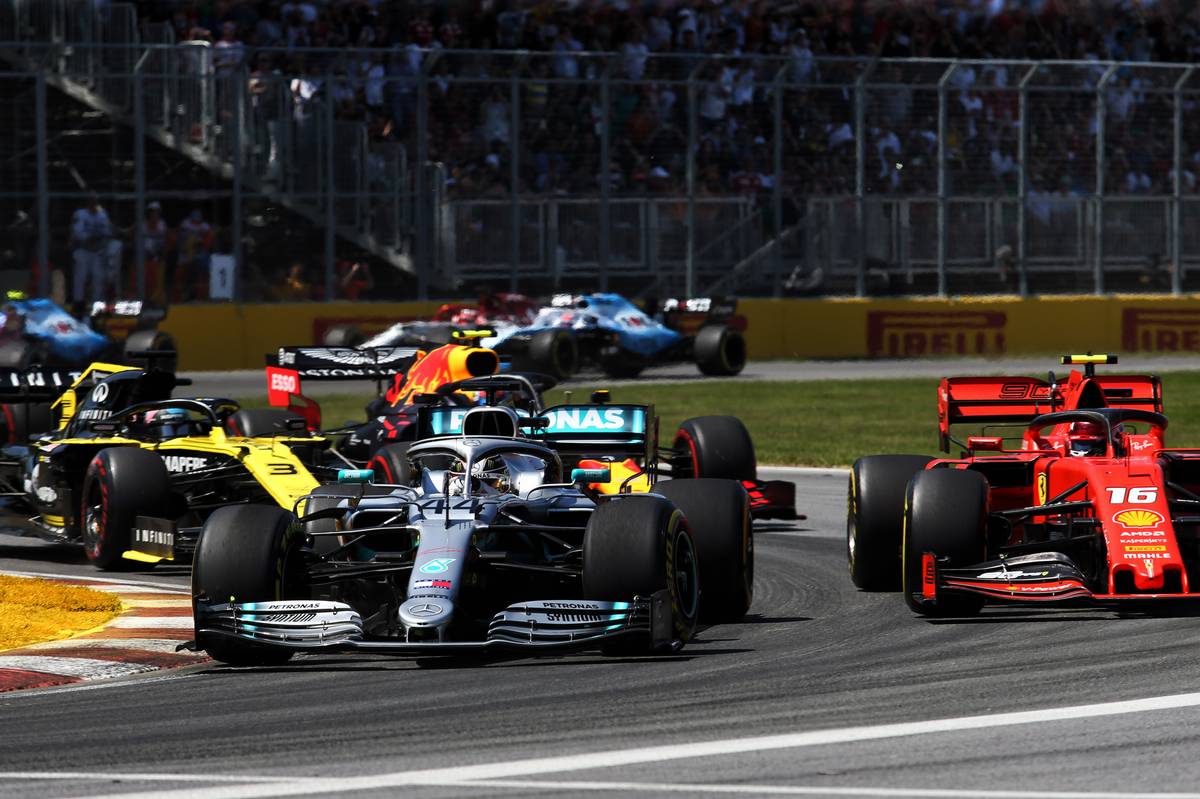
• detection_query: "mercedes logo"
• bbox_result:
[408,603,442,617]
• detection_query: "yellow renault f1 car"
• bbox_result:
[0,362,333,569]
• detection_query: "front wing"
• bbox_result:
[915,551,1200,608]
[188,593,677,656]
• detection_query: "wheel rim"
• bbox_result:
[672,526,699,622]
[81,483,105,560]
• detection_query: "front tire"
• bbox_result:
[192,504,303,665]
[655,479,752,623]
[583,496,699,651]
[526,329,578,380]
[847,455,934,591]
[367,442,412,486]
[902,469,988,617]
[224,408,307,438]
[80,447,172,570]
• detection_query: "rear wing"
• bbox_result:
[267,346,419,380]
[0,368,83,401]
[937,373,1163,452]
[659,297,744,335]
[414,403,655,460]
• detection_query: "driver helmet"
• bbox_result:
[143,408,191,440]
[1067,420,1107,457]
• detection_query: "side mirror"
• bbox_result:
[89,420,121,434]
[571,467,611,484]
[337,468,375,484]
[591,390,610,405]
[518,417,550,430]
[967,436,1004,452]
[412,393,442,405]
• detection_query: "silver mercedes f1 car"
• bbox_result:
[185,402,753,665]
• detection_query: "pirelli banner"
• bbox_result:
[738,296,1200,360]
[162,296,1198,371]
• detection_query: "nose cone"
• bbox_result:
[399,597,454,628]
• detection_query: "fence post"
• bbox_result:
[415,53,435,300]
[685,61,703,297]
[134,57,146,299]
[510,58,525,293]
[35,67,49,297]
[232,66,245,302]
[854,64,873,298]
[936,63,957,298]
[1016,64,1036,297]
[1173,67,1192,296]
[772,63,786,297]
[324,67,336,302]
[1094,65,1117,295]
[599,60,611,292]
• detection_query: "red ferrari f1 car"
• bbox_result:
[847,354,1200,616]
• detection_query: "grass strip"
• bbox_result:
[233,370,1200,468]
[0,575,123,651]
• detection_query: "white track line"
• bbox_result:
[108,616,193,629]
[0,656,155,679]
[0,569,190,594]
[53,689,1200,799]
[0,671,199,700]
[760,465,850,475]
[0,772,293,784]
[30,638,200,654]
[422,781,1200,798]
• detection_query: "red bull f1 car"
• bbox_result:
[847,354,1200,616]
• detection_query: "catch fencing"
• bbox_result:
[2,0,1200,299]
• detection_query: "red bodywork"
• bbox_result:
[432,293,541,329]
[922,363,1200,606]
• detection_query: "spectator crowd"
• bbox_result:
[122,0,1200,206]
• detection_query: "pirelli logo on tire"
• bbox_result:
[867,311,1006,358]
[1122,308,1200,352]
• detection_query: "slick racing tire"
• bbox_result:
[193,504,303,666]
[673,416,756,482]
[0,340,47,370]
[583,496,699,653]
[123,329,177,373]
[600,355,646,379]
[693,324,746,377]
[323,325,364,347]
[526,329,579,380]
[902,468,988,617]
[367,442,412,486]
[0,401,54,444]
[225,408,308,438]
[655,478,752,623]
[848,455,935,591]
[80,447,172,570]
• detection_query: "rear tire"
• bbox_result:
[323,325,364,347]
[80,447,172,570]
[0,401,54,443]
[694,324,746,376]
[848,455,934,591]
[674,416,756,481]
[0,341,46,370]
[367,442,412,486]
[655,479,752,623]
[123,329,177,373]
[902,469,988,617]
[192,504,303,666]
[583,496,699,651]
[224,408,307,438]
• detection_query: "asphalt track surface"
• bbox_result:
[183,353,1200,398]
[7,469,1200,797]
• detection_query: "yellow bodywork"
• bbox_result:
[41,364,322,562]
[577,458,653,494]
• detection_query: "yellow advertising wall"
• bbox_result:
[162,296,1200,370]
